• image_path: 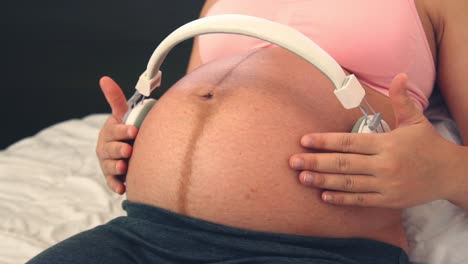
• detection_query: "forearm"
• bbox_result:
[447,145,468,211]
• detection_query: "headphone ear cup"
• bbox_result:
[123,99,157,128]
[351,116,367,133]
[351,115,391,133]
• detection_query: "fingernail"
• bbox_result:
[115,185,124,194]
[301,172,314,185]
[323,193,333,202]
[128,128,136,137]
[301,136,312,147]
[116,161,126,173]
[291,158,304,169]
[121,148,128,157]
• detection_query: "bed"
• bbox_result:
[0,114,125,264]
[0,90,467,264]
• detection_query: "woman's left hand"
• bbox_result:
[289,74,462,208]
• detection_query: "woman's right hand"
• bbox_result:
[96,76,138,194]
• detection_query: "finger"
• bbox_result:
[101,123,138,143]
[99,76,129,120]
[300,133,380,155]
[99,141,133,160]
[388,73,426,127]
[105,174,126,195]
[101,159,128,177]
[290,153,374,175]
[101,159,127,194]
[321,191,383,207]
[299,171,378,193]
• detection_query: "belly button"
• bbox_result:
[201,92,214,100]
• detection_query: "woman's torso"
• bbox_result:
[125,0,440,251]
[126,46,407,249]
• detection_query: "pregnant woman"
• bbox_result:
[30,0,468,263]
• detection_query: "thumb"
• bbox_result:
[389,73,425,127]
[99,76,129,121]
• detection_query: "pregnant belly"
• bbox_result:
[125,47,405,248]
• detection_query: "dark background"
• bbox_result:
[1,1,204,149]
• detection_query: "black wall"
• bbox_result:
[1,1,204,149]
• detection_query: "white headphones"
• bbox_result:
[123,14,390,133]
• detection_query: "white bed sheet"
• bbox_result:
[0,114,124,264]
[0,107,467,263]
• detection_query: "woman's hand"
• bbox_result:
[289,74,464,208]
[96,77,138,195]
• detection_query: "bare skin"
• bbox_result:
[290,0,468,210]
[123,47,407,250]
[93,3,467,257]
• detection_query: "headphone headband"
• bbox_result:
[134,14,365,109]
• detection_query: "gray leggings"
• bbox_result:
[27,201,409,264]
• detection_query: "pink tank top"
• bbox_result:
[199,0,436,110]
